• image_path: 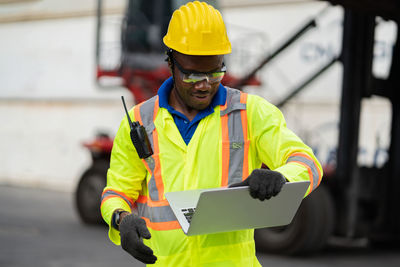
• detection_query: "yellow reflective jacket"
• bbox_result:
[101,87,322,266]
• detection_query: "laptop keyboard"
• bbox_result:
[181,208,196,223]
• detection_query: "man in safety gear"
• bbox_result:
[101,1,323,266]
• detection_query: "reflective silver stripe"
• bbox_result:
[137,202,177,223]
[147,175,159,201]
[144,156,155,173]
[139,95,157,135]
[139,96,160,201]
[223,88,247,185]
[287,155,320,191]
[101,190,134,209]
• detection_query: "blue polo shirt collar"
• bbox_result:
[158,77,227,123]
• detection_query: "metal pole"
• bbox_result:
[336,9,375,237]
[95,0,103,67]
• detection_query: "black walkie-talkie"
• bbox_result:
[121,96,153,159]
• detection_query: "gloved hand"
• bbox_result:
[119,213,157,264]
[229,169,286,201]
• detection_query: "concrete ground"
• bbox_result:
[1,185,399,267]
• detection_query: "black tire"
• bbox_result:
[75,161,108,225]
[255,184,335,255]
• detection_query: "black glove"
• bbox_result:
[119,213,157,264]
[229,169,286,201]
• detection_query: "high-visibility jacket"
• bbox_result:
[101,87,322,266]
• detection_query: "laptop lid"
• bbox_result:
[165,181,310,236]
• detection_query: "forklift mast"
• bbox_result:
[254,1,400,253]
[326,0,400,242]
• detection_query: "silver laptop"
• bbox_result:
[164,181,310,236]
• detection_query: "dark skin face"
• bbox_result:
[168,51,224,121]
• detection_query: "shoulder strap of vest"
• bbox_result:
[220,87,249,186]
[134,96,182,231]
[220,87,247,116]
[136,95,158,134]
[134,96,162,202]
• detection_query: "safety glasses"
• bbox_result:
[172,57,226,85]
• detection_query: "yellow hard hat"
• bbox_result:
[163,1,231,55]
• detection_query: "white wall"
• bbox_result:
[0,100,126,191]
[0,16,132,191]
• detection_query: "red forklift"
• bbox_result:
[76,0,400,256]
